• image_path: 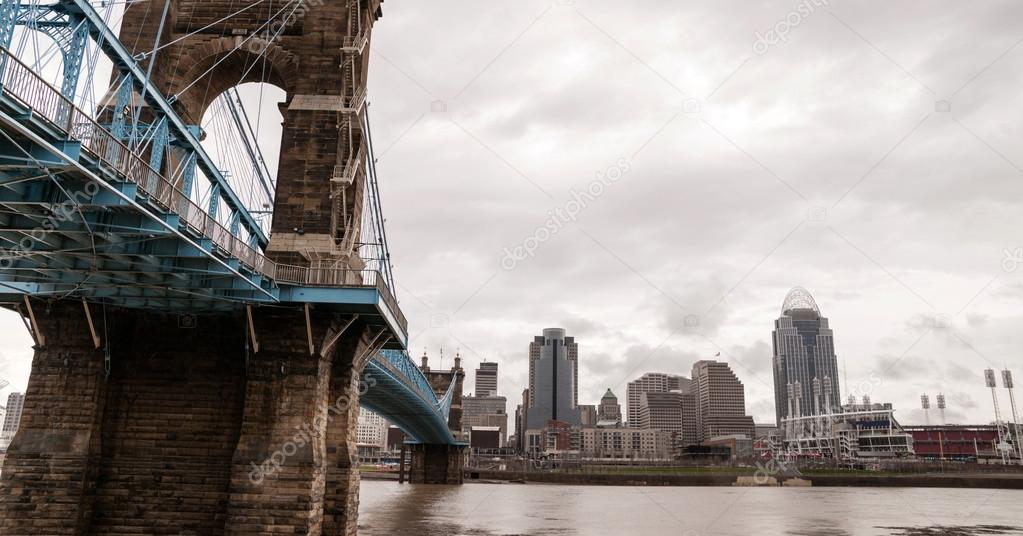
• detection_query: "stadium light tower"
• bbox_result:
[936,393,947,426]
[793,381,803,418]
[1004,370,1022,465]
[921,394,931,425]
[823,377,834,414]
[986,369,1012,464]
[812,378,822,416]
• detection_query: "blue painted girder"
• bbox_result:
[362,350,458,445]
[0,47,406,345]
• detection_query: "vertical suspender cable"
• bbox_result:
[361,107,394,290]
[132,0,171,148]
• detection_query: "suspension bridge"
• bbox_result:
[0,1,463,534]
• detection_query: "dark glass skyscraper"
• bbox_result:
[526,328,582,429]
[772,287,842,426]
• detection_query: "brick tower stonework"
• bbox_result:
[117,0,383,268]
[0,1,386,534]
[0,303,377,535]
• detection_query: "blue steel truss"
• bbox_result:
[0,1,458,444]
[362,350,460,444]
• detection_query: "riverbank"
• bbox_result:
[361,470,399,481]
[459,469,1023,490]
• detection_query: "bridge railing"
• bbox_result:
[273,265,406,329]
[377,349,437,406]
[0,47,406,331]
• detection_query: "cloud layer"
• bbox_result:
[4,0,1023,428]
[363,0,1023,425]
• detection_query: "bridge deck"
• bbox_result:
[0,47,406,346]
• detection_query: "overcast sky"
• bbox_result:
[4,0,1023,427]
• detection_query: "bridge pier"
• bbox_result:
[0,303,108,534]
[406,444,467,485]
[0,302,371,536]
[400,354,468,485]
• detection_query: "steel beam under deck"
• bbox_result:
[0,108,278,303]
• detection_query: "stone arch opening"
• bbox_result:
[197,81,287,234]
[164,38,298,125]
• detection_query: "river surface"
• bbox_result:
[358,480,1023,536]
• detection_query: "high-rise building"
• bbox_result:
[526,328,582,429]
[636,386,701,447]
[772,287,842,426]
[680,389,699,447]
[598,388,622,425]
[637,392,682,434]
[475,361,499,397]
[692,361,755,441]
[0,392,24,452]
[461,395,508,446]
[529,330,578,408]
[579,404,598,427]
[514,388,529,453]
[355,407,389,450]
[627,372,685,426]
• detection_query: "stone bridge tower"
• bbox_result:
[120,0,382,269]
[0,1,386,535]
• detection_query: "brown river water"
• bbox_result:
[358,480,1023,536]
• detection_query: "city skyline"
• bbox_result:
[361,0,1023,430]
[2,312,1018,430]
[6,1,1023,430]
[0,0,1019,531]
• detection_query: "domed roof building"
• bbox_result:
[781,286,820,315]
[598,388,622,425]
[772,287,842,428]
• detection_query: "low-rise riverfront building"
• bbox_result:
[904,424,1017,462]
[580,427,673,461]
[525,420,582,458]
[782,399,914,460]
